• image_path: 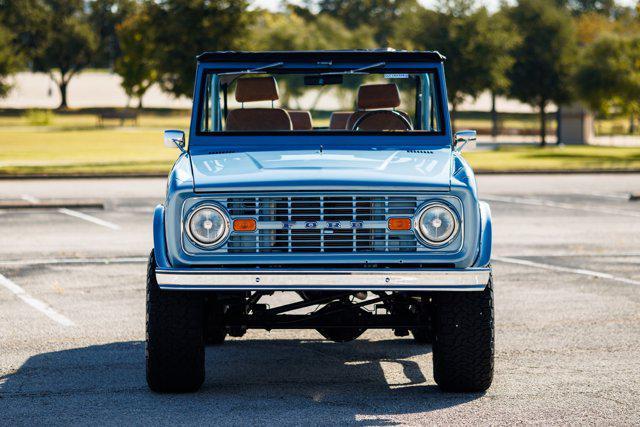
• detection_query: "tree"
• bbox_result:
[394,2,516,131]
[0,25,21,97]
[248,9,374,108]
[114,5,157,108]
[306,0,417,46]
[0,0,97,109]
[87,0,135,68]
[506,0,578,146]
[483,10,519,138]
[40,15,97,109]
[556,0,616,16]
[576,35,640,133]
[147,0,253,98]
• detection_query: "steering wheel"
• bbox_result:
[351,110,413,131]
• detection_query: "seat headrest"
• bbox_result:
[235,77,280,103]
[287,111,313,130]
[357,84,401,109]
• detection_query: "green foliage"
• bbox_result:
[114,3,157,108]
[249,10,374,107]
[306,0,417,46]
[87,0,135,68]
[505,0,578,144]
[506,0,577,108]
[575,34,640,116]
[25,109,53,126]
[147,0,253,98]
[556,0,616,16]
[394,1,517,127]
[0,0,98,108]
[0,25,21,97]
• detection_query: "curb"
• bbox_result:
[474,169,640,175]
[0,173,167,180]
[0,199,105,209]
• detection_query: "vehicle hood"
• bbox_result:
[190,148,452,192]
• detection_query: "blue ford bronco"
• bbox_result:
[147,50,493,393]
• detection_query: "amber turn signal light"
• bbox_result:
[233,219,257,232]
[388,218,411,230]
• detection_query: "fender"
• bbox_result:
[153,204,171,268]
[473,201,492,268]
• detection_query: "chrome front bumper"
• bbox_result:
[155,267,491,291]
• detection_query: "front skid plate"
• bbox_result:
[155,268,491,291]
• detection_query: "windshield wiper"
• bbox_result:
[320,62,386,76]
[219,62,284,84]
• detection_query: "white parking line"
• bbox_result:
[20,194,40,204]
[483,195,640,218]
[57,208,121,230]
[571,191,631,201]
[493,256,640,286]
[0,273,75,326]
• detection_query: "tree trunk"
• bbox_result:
[629,112,635,134]
[137,97,143,109]
[556,106,562,145]
[58,79,69,110]
[539,101,547,147]
[491,91,498,138]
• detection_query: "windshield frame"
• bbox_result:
[188,61,452,149]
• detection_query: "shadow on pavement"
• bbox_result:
[0,339,483,424]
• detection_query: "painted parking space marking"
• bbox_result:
[570,191,631,201]
[483,195,640,218]
[493,256,640,287]
[0,273,75,326]
[20,194,40,204]
[57,208,121,230]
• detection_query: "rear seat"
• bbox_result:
[329,112,352,130]
[226,77,292,131]
[287,111,313,130]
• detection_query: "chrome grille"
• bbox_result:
[226,195,418,253]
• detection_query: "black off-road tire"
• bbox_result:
[146,251,205,392]
[432,278,494,392]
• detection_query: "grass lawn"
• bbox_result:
[464,145,640,172]
[0,128,178,175]
[1,122,640,176]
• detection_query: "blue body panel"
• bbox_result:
[190,147,452,192]
[152,55,493,281]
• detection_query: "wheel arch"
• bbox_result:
[473,201,492,268]
[153,204,171,269]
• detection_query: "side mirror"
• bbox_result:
[453,130,477,151]
[164,130,185,150]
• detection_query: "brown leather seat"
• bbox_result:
[226,77,292,131]
[329,112,352,129]
[287,110,313,130]
[346,83,412,131]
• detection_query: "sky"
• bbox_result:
[252,0,637,13]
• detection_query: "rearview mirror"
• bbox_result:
[164,130,185,150]
[453,130,477,151]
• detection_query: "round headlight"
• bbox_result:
[186,205,230,247]
[415,203,459,246]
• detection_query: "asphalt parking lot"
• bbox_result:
[1,174,639,424]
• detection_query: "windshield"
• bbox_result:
[198,70,443,134]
